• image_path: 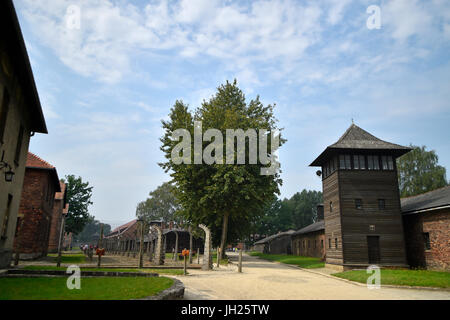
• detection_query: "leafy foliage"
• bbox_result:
[62,175,94,235]
[73,219,111,244]
[159,80,285,254]
[251,189,323,237]
[136,182,180,224]
[397,145,448,197]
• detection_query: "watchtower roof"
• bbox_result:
[310,124,411,166]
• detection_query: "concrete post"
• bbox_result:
[199,224,212,270]
[216,247,220,268]
[189,226,193,264]
[238,249,243,273]
[138,221,144,268]
[174,231,179,261]
[97,224,103,267]
[153,226,164,265]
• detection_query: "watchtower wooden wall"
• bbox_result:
[336,169,407,267]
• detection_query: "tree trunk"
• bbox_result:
[219,212,230,260]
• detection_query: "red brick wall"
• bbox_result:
[403,208,449,271]
[422,209,449,271]
[13,169,55,258]
[47,198,64,253]
[292,231,325,259]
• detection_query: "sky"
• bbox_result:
[12,0,450,229]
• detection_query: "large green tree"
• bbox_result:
[62,175,94,235]
[136,182,180,224]
[160,80,285,258]
[251,189,323,237]
[74,219,111,244]
[397,145,448,197]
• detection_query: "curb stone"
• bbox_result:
[264,259,450,292]
[140,278,185,300]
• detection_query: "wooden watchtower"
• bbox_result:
[310,124,411,270]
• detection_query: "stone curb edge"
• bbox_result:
[282,261,450,292]
[140,278,185,300]
[250,256,450,292]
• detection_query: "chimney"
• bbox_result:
[317,204,324,221]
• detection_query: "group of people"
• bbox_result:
[80,244,97,260]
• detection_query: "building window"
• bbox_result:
[355,199,363,210]
[368,155,380,170]
[387,156,394,170]
[335,238,338,249]
[1,194,13,239]
[378,199,385,210]
[0,87,10,143]
[381,155,394,170]
[328,238,331,249]
[321,239,324,248]
[329,201,333,212]
[353,155,366,169]
[423,233,431,250]
[339,154,351,169]
[14,125,24,165]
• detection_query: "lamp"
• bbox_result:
[0,151,14,182]
[4,168,14,182]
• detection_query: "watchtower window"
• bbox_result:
[339,155,351,169]
[378,199,385,210]
[381,156,394,170]
[355,199,363,210]
[353,155,366,169]
[368,155,380,170]
[329,201,333,212]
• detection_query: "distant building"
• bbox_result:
[402,186,450,271]
[310,124,411,271]
[292,205,325,259]
[104,219,204,256]
[0,0,48,268]
[252,230,295,254]
[13,153,61,260]
[47,182,68,253]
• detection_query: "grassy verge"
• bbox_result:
[21,265,184,275]
[0,276,174,300]
[249,252,325,269]
[333,269,450,288]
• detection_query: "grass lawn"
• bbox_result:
[0,276,174,300]
[333,269,450,288]
[47,253,86,264]
[249,252,325,269]
[22,265,184,275]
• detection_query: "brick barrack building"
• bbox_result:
[13,152,61,260]
[0,0,48,268]
[47,182,69,253]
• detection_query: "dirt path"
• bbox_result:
[172,253,450,300]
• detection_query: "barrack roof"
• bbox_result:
[292,220,325,236]
[253,230,295,245]
[401,186,450,215]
